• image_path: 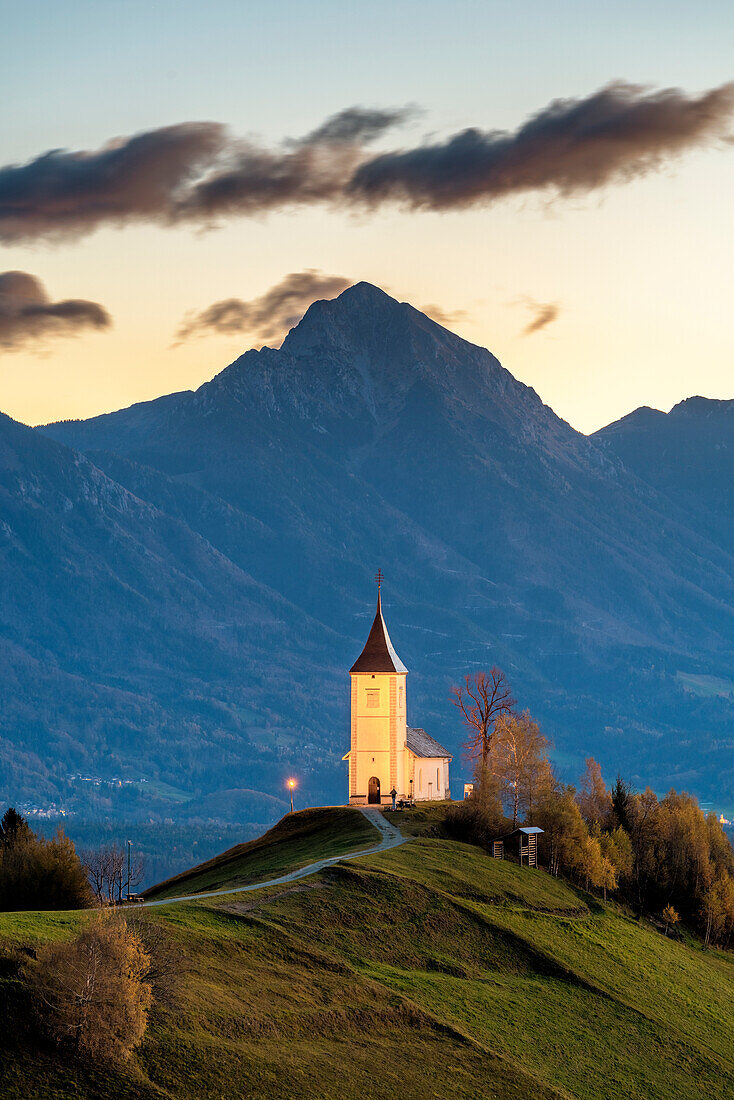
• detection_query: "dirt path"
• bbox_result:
[139,807,406,909]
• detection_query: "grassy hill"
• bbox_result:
[143,806,380,900]
[2,808,734,1099]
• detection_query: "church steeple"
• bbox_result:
[344,572,450,806]
[349,573,407,674]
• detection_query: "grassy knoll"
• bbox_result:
[384,802,452,836]
[143,806,379,900]
[2,822,734,1098]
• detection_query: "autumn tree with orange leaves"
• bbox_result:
[493,709,553,828]
[26,914,151,1061]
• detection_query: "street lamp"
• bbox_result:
[287,778,296,813]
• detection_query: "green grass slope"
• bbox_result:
[2,828,734,1099]
[143,806,379,900]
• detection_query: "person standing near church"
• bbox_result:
[390,787,397,811]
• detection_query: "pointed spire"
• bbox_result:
[350,574,407,674]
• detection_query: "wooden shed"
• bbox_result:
[492,826,543,868]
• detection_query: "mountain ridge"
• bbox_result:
[594,394,734,547]
[2,282,733,835]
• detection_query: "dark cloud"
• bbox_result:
[175,270,352,346]
[0,271,110,350]
[175,107,414,221]
[297,106,418,146]
[2,83,732,242]
[521,299,560,336]
[348,81,734,209]
[0,108,411,243]
[0,123,226,243]
[174,141,356,220]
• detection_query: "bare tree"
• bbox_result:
[82,847,108,905]
[82,844,127,905]
[450,668,516,768]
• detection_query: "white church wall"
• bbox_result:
[409,754,451,800]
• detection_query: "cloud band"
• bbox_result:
[1,84,731,243]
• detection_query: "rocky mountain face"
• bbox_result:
[5,283,733,823]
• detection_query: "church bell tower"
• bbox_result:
[344,571,407,805]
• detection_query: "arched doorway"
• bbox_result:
[368,776,381,804]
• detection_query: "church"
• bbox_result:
[343,578,452,805]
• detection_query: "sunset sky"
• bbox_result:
[2,0,733,433]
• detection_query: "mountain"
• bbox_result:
[29,282,734,813]
[593,397,734,546]
[0,410,347,820]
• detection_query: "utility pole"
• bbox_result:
[126,839,132,901]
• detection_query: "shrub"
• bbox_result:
[25,915,152,1061]
[445,766,509,849]
[662,904,680,937]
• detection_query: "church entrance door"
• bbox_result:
[368,777,381,804]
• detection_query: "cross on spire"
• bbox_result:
[375,568,384,591]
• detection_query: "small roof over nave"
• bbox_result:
[406,727,452,759]
[350,588,408,674]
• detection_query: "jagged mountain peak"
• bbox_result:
[322,279,396,310]
[668,395,734,421]
[287,281,412,334]
[282,279,472,358]
[593,391,734,518]
[201,280,559,443]
[596,396,734,441]
[591,405,667,440]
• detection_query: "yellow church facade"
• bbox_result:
[343,586,452,806]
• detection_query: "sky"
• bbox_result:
[2,0,734,434]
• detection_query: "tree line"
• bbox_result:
[0,807,92,911]
[0,807,145,910]
[447,668,734,946]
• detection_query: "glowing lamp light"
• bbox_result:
[287,778,297,812]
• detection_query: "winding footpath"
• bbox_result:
[140,807,406,909]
